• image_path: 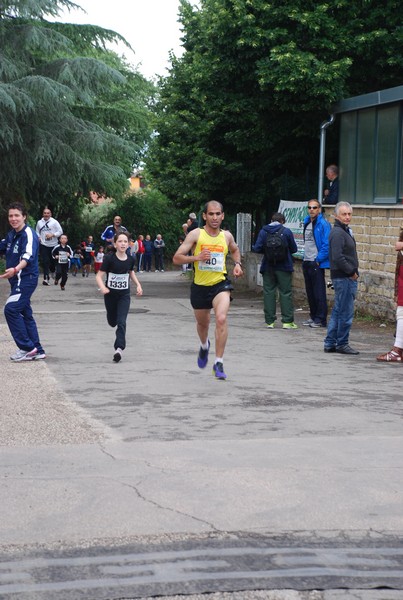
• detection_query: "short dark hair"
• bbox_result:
[271,211,285,224]
[8,202,27,217]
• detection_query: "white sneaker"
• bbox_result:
[10,347,38,361]
[113,348,123,363]
[33,352,46,360]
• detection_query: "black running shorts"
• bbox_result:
[190,278,234,310]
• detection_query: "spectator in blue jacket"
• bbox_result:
[302,199,331,328]
[143,234,154,272]
[253,212,298,329]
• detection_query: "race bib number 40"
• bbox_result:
[107,272,129,290]
[198,244,225,272]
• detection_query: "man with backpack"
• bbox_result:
[253,211,298,329]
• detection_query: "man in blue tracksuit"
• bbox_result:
[0,202,46,361]
[302,199,331,327]
[100,216,127,249]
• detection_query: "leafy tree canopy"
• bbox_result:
[147,0,403,214]
[108,188,185,258]
[0,0,156,219]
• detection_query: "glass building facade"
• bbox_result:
[335,86,403,205]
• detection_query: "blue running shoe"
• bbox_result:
[197,340,210,369]
[213,361,227,380]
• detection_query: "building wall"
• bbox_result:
[241,205,403,322]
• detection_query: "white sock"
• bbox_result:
[200,340,209,350]
[215,357,223,364]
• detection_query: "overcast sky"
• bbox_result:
[57,0,197,80]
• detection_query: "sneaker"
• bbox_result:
[309,322,325,328]
[265,323,275,329]
[33,352,46,360]
[282,322,298,329]
[336,345,359,355]
[42,280,49,286]
[197,340,210,369]
[113,348,123,363]
[10,347,37,361]
[302,318,313,326]
[213,361,227,380]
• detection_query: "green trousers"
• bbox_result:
[262,270,294,324]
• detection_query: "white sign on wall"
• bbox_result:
[278,199,306,260]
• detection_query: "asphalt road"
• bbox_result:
[0,270,402,600]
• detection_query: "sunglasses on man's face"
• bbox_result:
[308,206,319,210]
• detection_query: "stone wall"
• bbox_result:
[240,205,403,322]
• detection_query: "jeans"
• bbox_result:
[104,292,130,350]
[262,270,294,324]
[324,277,357,349]
[302,261,328,325]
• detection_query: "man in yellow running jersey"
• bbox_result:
[173,200,243,379]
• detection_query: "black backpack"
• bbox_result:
[264,226,288,264]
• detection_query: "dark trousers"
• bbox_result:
[144,253,152,271]
[262,270,294,324]
[104,292,130,350]
[136,253,143,271]
[4,277,41,352]
[302,261,328,325]
[55,263,69,287]
[40,245,56,279]
[155,250,164,271]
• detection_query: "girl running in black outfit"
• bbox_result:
[96,231,143,362]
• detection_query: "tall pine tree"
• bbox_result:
[0,0,155,218]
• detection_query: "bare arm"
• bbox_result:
[95,269,109,295]
[225,231,243,278]
[129,270,143,295]
[173,229,201,265]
